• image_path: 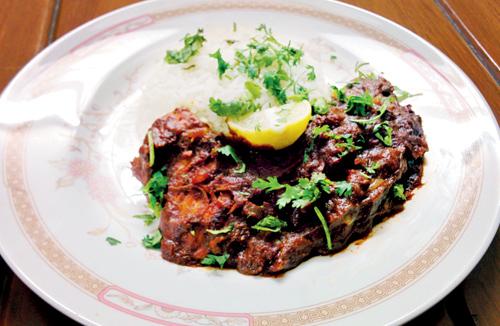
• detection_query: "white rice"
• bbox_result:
[137,25,335,134]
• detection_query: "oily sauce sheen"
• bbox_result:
[131,76,428,275]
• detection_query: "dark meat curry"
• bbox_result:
[131,76,428,275]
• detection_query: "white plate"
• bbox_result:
[0,1,498,325]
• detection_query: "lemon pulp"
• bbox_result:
[227,100,311,150]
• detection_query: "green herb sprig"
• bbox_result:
[393,184,406,200]
[252,216,287,232]
[314,206,332,250]
[209,49,230,79]
[207,224,234,235]
[201,253,230,268]
[142,230,162,249]
[106,237,121,246]
[217,145,246,173]
[165,29,206,64]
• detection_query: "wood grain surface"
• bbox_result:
[0,0,498,325]
[0,0,54,89]
[441,0,500,82]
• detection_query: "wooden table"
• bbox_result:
[0,1,498,325]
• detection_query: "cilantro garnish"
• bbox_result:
[276,172,333,209]
[314,207,332,250]
[312,125,331,138]
[207,224,234,235]
[334,181,352,197]
[346,92,373,116]
[245,80,262,99]
[394,86,422,102]
[252,216,287,232]
[332,86,346,103]
[310,126,362,158]
[182,64,196,70]
[359,171,372,179]
[105,237,121,246]
[133,213,157,226]
[330,54,337,61]
[142,230,162,249]
[142,169,169,218]
[374,121,393,146]
[393,184,406,200]
[217,145,246,173]
[147,130,155,167]
[334,134,363,157]
[208,97,260,118]
[233,22,237,32]
[288,83,309,102]
[350,101,388,125]
[311,97,330,115]
[263,72,287,104]
[354,62,376,80]
[253,173,332,209]
[365,161,381,174]
[303,141,314,163]
[305,124,330,162]
[252,176,285,192]
[165,28,206,64]
[201,253,229,268]
[209,49,230,79]
[226,24,307,105]
[306,64,316,81]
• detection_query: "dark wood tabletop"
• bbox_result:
[0,1,498,325]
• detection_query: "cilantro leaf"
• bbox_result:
[312,125,331,138]
[346,92,373,116]
[105,237,121,246]
[334,181,352,197]
[393,86,422,102]
[252,176,285,192]
[314,207,332,250]
[207,224,234,235]
[142,169,169,218]
[306,64,316,81]
[217,145,246,173]
[142,230,162,249]
[209,97,260,118]
[354,62,376,80]
[182,64,196,70]
[365,161,381,174]
[311,97,330,115]
[334,134,363,157]
[165,28,206,64]
[209,49,230,79]
[276,184,302,208]
[350,101,388,125]
[374,121,393,146]
[263,72,287,104]
[147,130,155,167]
[276,172,332,209]
[393,183,406,200]
[245,80,262,99]
[332,86,346,103]
[201,253,229,268]
[288,83,309,102]
[133,213,157,226]
[252,215,287,232]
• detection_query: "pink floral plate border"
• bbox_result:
[1,1,487,325]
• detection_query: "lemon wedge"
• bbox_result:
[227,100,311,150]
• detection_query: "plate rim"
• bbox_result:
[0,0,498,325]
